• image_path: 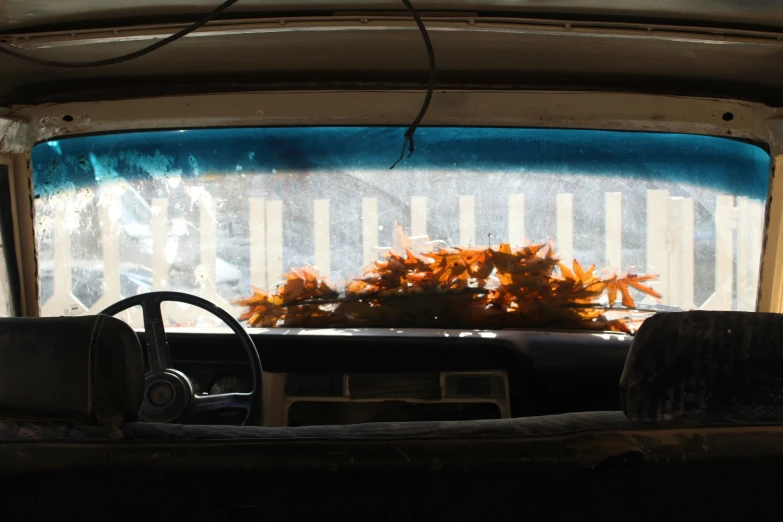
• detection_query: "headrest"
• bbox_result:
[0,315,144,427]
[620,311,783,422]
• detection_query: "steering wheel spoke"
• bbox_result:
[100,291,263,426]
[140,297,171,371]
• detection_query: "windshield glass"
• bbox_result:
[32,127,769,332]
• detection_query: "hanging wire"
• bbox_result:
[390,0,437,169]
[0,0,239,68]
[1,0,438,166]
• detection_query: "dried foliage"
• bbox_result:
[237,227,662,333]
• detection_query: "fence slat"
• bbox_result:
[701,195,735,310]
[737,196,753,311]
[150,197,201,325]
[249,197,267,290]
[88,200,123,314]
[266,200,284,287]
[749,199,765,309]
[362,197,378,265]
[682,197,695,310]
[556,193,573,266]
[668,197,695,309]
[605,192,622,270]
[314,199,330,275]
[41,204,87,316]
[199,196,218,298]
[163,196,220,326]
[409,196,428,251]
[646,190,669,303]
[100,202,121,300]
[508,194,525,246]
[53,206,73,298]
[201,197,236,315]
[667,199,680,307]
[411,196,427,238]
[736,198,765,311]
[459,195,476,247]
[715,195,736,310]
[82,195,144,327]
[151,198,169,291]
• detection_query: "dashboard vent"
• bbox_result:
[285,373,345,397]
[348,372,441,400]
[443,373,505,400]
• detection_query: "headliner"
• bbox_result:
[3,0,783,32]
[1,1,783,107]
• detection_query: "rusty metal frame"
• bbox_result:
[0,153,35,316]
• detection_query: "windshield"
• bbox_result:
[32,127,769,332]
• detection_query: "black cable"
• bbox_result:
[3,0,435,166]
[390,0,436,169]
[0,0,239,68]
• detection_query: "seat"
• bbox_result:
[0,315,144,438]
[621,311,783,422]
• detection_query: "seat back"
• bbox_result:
[621,311,783,422]
[0,315,144,429]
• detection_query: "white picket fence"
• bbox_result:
[41,190,765,327]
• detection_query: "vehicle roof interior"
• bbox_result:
[5,0,783,30]
[2,0,783,105]
[2,2,783,520]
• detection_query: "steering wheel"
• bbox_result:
[100,291,262,426]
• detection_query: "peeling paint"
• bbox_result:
[0,118,35,154]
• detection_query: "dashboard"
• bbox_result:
[147,328,633,427]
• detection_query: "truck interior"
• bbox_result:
[2,1,783,520]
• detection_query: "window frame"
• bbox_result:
[2,90,782,315]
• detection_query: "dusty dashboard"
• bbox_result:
[152,328,633,427]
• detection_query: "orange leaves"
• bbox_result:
[282,266,338,302]
[623,274,662,299]
[605,273,662,308]
[236,229,664,334]
[235,265,337,327]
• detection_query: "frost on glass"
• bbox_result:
[32,128,770,329]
